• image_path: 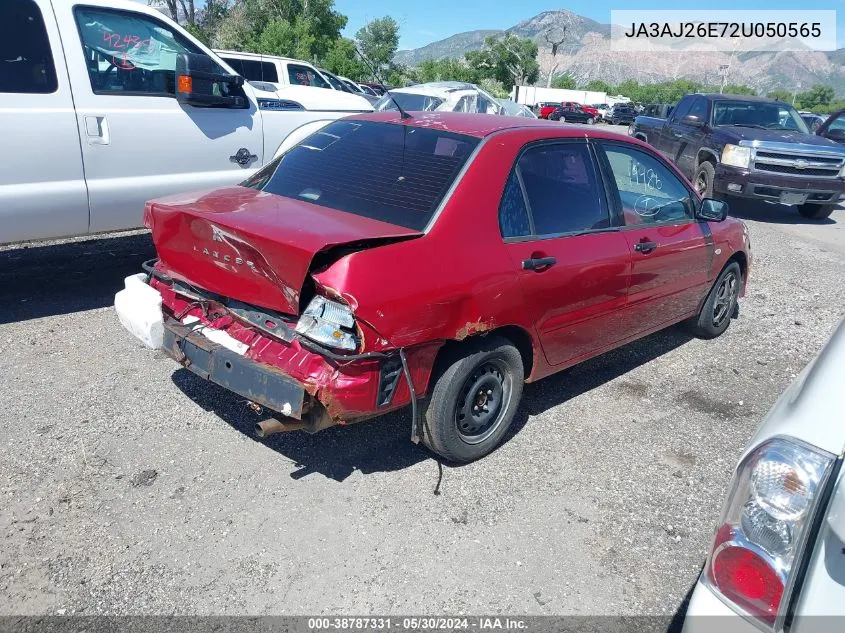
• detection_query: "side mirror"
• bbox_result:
[819,128,845,143]
[697,198,729,222]
[175,53,247,108]
[682,114,704,127]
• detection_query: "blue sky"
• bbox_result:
[334,0,845,50]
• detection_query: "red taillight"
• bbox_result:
[711,544,784,623]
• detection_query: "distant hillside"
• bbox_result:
[394,10,845,96]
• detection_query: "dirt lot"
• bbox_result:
[1,202,843,617]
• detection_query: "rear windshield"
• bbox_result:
[242,120,479,231]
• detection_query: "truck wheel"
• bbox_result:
[797,203,836,220]
[688,262,742,339]
[693,161,716,198]
[421,336,523,463]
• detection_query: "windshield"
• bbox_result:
[321,70,346,92]
[375,92,445,112]
[713,100,810,133]
[242,120,479,231]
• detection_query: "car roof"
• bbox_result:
[390,82,481,98]
[694,93,781,103]
[213,50,313,65]
[346,111,643,141]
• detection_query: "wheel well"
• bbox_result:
[434,325,535,380]
[696,151,718,170]
[634,133,647,142]
[726,251,748,280]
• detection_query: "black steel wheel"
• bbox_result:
[421,336,523,463]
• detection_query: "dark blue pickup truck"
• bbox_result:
[629,94,845,219]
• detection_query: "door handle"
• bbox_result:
[634,241,658,254]
[84,115,110,145]
[522,256,557,271]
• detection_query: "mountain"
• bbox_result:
[394,10,845,96]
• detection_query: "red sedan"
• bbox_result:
[117,112,751,463]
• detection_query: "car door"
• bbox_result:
[0,0,89,244]
[500,141,631,366]
[56,3,264,233]
[656,96,692,162]
[673,97,709,177]
[596,140,711,336]
[817,110,845,144]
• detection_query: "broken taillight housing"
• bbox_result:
[704,437,835,627]
[295,295,359,352]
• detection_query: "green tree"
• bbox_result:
[214,0,346,60]
[796,84,835,110]
[355,16,400,76]
[550,74,576,89]
[721,84,757,96]
[321,38,368,81]
[767,89,793,102]
[414,58,478,83]
[465,34,539,87]
[584,79,615,93]
[258,17,316,61]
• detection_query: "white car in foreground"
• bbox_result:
[683,318,845,633]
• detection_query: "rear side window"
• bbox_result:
[499,172,531,239]
[260,61,278,82]
[515,143,609,237]
[245,120,479,231]
[288,64,329,88]
[0,0,58,94]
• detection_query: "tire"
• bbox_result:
[421,336,524,463]
[797,203,836,220]
[688,262,742,339]
[693,161,716,199]
[587,117,595,125]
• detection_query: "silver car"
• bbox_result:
[683,317,845,632]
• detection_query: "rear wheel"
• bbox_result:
[689,262,742,339]
[421,336,523,463]
[797,203,835,220]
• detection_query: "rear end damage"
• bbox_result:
[123,261,438,439]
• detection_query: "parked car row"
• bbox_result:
[629,93,845,219]
[214,49,383,105]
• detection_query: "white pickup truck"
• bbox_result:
[0,0,372,245]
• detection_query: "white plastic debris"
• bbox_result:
[114,273,164,349]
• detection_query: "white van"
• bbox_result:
[0,0,372,245]
[212,50,372,111]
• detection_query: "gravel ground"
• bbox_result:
[1,203,843,618]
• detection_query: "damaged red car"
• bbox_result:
[116,112,751,462]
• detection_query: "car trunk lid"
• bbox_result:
[146,186,422,315]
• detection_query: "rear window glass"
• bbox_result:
[1,0,58,94]
[377,92,444,112]
[243,120,479,231]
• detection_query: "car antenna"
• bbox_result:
[354,44,412,120]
